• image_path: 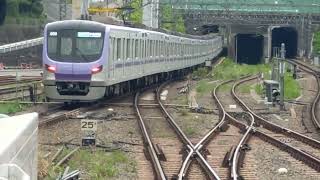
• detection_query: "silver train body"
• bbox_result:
[43,20,223,102]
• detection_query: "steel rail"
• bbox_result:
[231,112,254,180]
[232,75,320,172]
[156,82,221,180]
[179,81,231,180]
[39,108,82,127]
[134,91,167,180]
[194,80,232,150]
[285,59,320,130]
[232,75,320,149]
[213,79,256,179]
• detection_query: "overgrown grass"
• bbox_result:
[0,102,27,114]
[192,67,210,79]
[238,84,252,93]
[196,80,217,96]
[284,72,301,100]
[255,84,264,95]
[185,127,196,136]
[46,150,135,179]
[253,73,300,100]
[313,31,320,55]
[212,58,271,80]
[179,109,189,116]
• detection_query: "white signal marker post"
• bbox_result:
[279,43,286,111]
[81,119,98,146]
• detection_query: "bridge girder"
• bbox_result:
[184,11,320,26]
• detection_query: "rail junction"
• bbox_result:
[1,0,320,180]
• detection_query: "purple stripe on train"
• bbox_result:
[55,73,92,81]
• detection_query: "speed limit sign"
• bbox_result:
[81,120,97,131]
[81,120,98,146]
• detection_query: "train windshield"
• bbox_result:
[47,30,104,63]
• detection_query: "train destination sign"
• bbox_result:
[77,32,102,38]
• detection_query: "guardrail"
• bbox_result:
[0,37,43,54]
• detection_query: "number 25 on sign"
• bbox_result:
[81,120,97,131]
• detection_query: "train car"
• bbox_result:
[43,20,222,102]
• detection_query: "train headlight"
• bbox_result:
[91,65,103,74]
[45,64,56,73]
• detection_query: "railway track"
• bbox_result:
[39,108,82,127]
[134,79,258,180]
[210,80,256,179]
[0,75,41,86]
[0,86,43,101]
[135,85,222,179]
[230,75,320,173]
[285,59,320,131]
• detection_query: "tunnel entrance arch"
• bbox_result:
[235,34,264,65]
[271,27,298,58]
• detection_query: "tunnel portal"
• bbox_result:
[235,34,264,65]
[272,27,298,58]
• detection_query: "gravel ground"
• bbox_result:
[236,73,320,141]
[164,79,220,139]
[38,102,142,179]
[244,137,320,180]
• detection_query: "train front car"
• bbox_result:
[43,20,108,102]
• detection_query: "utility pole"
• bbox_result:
[279,43,286,111]
[81,0,91,20]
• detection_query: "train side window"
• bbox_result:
[117,38,121,60]
[48,36,57,54]
[109,37,113,62]
[131,39,135,58]
[135,39,139,58]
[113,37,117,61]
[127,39,130,59]
[140,39,145,58]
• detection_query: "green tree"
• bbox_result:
[314,31,320,55]
[6,0,43,18]
[7,0,19,16]
[127,0,143,24]
[160,4,186,33]
[0,0,6,25]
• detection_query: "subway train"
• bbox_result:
[42,20,223,102]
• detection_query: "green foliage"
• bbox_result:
[212,58,271,80]
[0,102,26,114]
[192,67,209,79]
[7,0,19,16]
[160,4,186,33]
[185,127,196,136]
[6,0,43,19]
[284,72,300,100]
[47,150,135,179]
[238,84,251,93]
[196,80,217,95]
[255,84,264,95]
[176,16,186,33]
[314,31,320,55]
[127,0,143,24]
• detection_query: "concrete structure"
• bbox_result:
[161,1,320,61]
[0,113,38,180]
[43,0,72,21]
[143,0,159,28]
[0,38,43,54]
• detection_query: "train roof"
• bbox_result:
[45,20,219,40]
